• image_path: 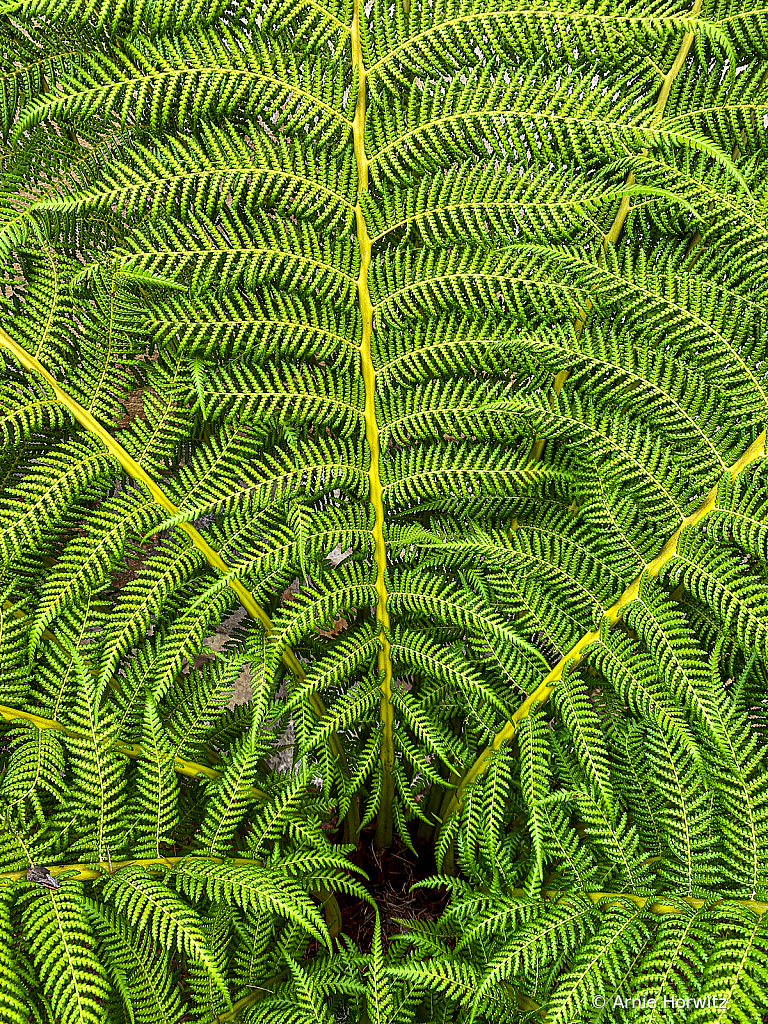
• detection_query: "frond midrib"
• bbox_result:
[446,428,767,818]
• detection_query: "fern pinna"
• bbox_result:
[1,0,768,1019]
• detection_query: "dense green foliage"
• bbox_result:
[2,0,768,1019]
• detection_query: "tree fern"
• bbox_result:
[2,0,768,1019]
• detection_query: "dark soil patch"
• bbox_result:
[333,825,449,952]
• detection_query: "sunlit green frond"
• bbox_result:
[1,0,768,1020]
[101,865,230,1000]
[14,28,355,145]
[86,899,183,1024]
[117,209,358,301]
[366,63,744,186]
[20,879,111,1024]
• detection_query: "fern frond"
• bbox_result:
[3,0,768,1018]
[362,0,742,93]
[32,490,159,654]
[544,903,652,1024]
[19,878,111,1024]
[86,899,183,1024]
[24,125,355,234]
[100,864,231,1002]
[98,535,206,685]
[689,902,768,1021]
[0,435,117,570]
[644,721,719,896]
[131,689,179,858]
[0,886,27,1024]
[366,63,744,187]
[197,720,271,857]
[475,895,599,1004]
[661,526,768,662]
[63,650,128,861]
[15,29,354,145]
[175,858,330,950]
[118,209,358,302]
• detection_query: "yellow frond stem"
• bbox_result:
[0,854,342,952]
[0,701,268,798]
[0,323,354,822]
[445,430,767,820]
[351,3,395,848]
[528,0,703,466]
[502,885,768,918]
